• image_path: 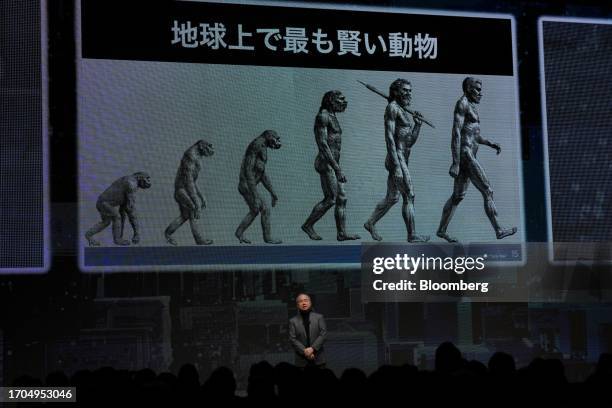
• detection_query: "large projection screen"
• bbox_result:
[78,0,525,271]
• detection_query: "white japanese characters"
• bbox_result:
[170,20,438,60]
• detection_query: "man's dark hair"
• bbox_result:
[320,90,343,112]
[462,77,481,94]
[389,78,411,102]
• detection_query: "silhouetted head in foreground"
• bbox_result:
[435,342,463,374]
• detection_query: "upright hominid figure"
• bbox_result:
[302,90,360,242]
[364,79,429,242]
[437,77,517,242]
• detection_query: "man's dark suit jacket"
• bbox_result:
[289,311,327,367]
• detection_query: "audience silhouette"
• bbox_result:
[10,343,610,405]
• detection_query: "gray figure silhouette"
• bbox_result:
[85,172,151,246]
[437,77,517,242]
[364,79,429,242]
[235,130,282,244]
[302,90,360,241]
[165,140,215,245]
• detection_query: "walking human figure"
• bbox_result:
[437,77,517,242]
[302,90,360,241]
[364,79,429,242]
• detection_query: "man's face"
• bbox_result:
[297,295,311,312]
[332,92,348,113]
[398,84,412,107]
[468,82,483,104]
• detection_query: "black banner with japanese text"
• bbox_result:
[81,0,514,76]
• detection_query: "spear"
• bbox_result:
[357,80,435,129]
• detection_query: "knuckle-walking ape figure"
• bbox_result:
[301,90,360,241]
[85,172,152,246]
[364,78,430,242]
[235,130,282,244]
[436,77,517,242]
[165,140,215,245]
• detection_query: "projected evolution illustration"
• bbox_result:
[78,0,524,271]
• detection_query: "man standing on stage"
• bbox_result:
[289,293,327,368]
